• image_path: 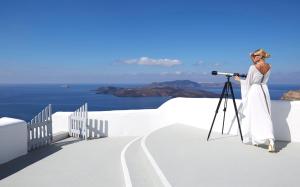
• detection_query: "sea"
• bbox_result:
[0,83,299,122]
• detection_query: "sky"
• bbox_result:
[0,0,300,84]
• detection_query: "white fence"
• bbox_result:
[69,103,88,139]
[87,118,108,138]
[69,103,108,140]
[27,104,53,151]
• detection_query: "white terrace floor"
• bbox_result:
[1,124,300,187]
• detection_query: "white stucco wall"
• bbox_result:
[0,117,28,164]
[88,109,168,136]
[52,109,168,136]
[52,98,300,142]
[52,112,72,134]
[159,98,300,142]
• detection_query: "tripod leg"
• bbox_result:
[228,82,243,141]
[222,84,229,134]
[207,82,227,141]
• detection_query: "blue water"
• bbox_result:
[202,84,300,100]
[0,84,299,122]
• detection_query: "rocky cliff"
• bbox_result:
[281,90,300,101]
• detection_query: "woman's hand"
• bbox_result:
[234,75,240,81]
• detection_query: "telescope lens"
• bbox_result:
[211,71,218,75]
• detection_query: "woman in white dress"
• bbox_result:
[234,49,275,152]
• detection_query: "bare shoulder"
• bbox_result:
[254,62,262,71]
[255,63,271,75]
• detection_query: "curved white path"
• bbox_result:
[0,137,135,187]
[4,123,299,187]
[121,137,141,187]
[141,128,172,187]
[145,124,300,187]
[121,127,172,187]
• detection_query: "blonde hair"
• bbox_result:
[253,48,271,59]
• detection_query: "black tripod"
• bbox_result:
[207,75,243,141]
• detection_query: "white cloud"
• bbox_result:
[212,63,222,67]
[160,71,182,76]
[160,72,169,75]
[194,60,204,65]
[122,57,182,67]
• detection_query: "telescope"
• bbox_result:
[211,71,247,78]
[207,70,245,142]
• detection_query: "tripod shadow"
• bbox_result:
[226,102,243,135]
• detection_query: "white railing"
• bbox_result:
[27,104,52,151]
[69,103,88,139]
[87,118,108,138]
[68,103,108,139]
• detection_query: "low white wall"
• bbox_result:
[52,98,300,142]
[52,109,169,136]
[0,117,27,164]
[159,98,300,142]
[88,109,169,136]
[52,112,72,134]
[271,100,300,142]
[159,98,241,135]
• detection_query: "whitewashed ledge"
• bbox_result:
[1,98,299,165]
[0,117,27,164]
[53,98,300,142]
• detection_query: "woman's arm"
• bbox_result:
[240,65,254,100]
[250,53,256,64]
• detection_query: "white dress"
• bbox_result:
[239,64,275,145]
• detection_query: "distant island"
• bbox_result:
[281,90,300,101]
[60,84,70,88]
[93,80,221,98]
